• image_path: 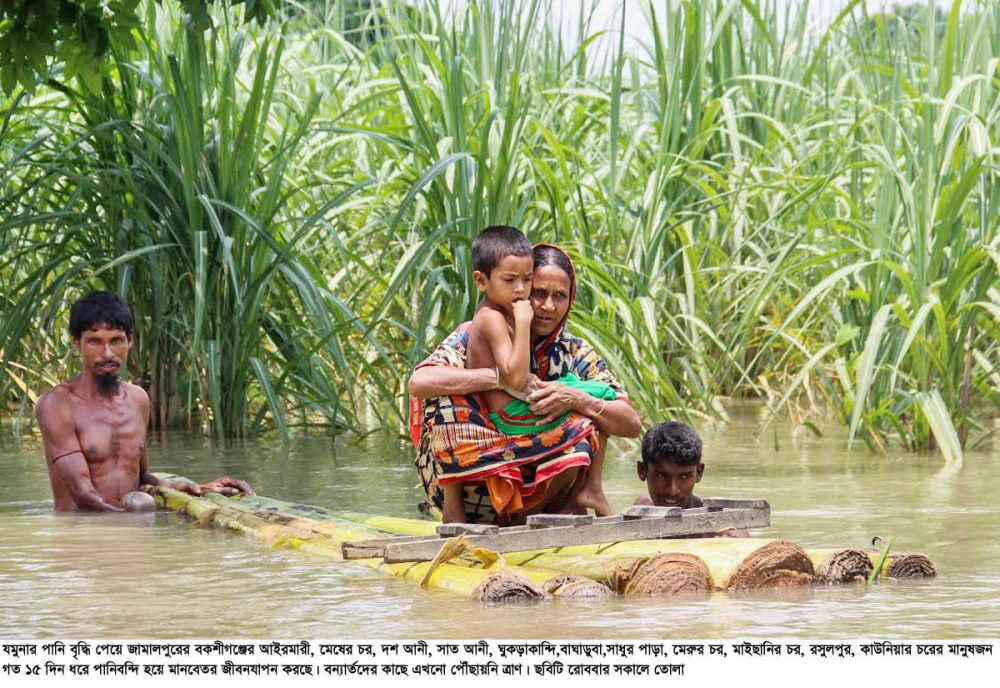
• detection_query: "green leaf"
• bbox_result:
[916,390,964,465]
[250,357,289,440]
[848,305,893,449]
[835,324,860,347]
[79,62,103,93]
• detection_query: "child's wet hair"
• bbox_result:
[641,421,702,467]
[472,225,533,275]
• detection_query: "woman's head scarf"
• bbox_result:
[531,243,576,379]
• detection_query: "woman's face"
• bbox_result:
[529,263,572,338]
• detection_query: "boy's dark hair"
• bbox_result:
[472,225,532,275]
[69,291,134,339]
[641,421,702,467]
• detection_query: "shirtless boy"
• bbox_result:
[465,226,537,424]
[435,227,536,521]
[36,291,253,512]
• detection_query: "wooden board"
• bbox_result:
[341,502,770,563]
[701,498,769,510]
[621,505,682,520]
[527,514,593,528]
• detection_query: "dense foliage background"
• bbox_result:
[1,0,997,460]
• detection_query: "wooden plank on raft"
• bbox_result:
[527,514,593,528]
[701,498,770,510]
[621,505,682,520]
[342,515,627,558]
[437,523,500,537]
[341,532,445,559]
[370,505,770,563]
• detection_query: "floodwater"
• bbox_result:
[1,404,997,640]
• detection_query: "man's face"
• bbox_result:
[637,458,704,508]
[473,254,534,313]
[74,323,131,391]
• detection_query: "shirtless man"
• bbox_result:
[36,291,253,511]
[635,421,747,537]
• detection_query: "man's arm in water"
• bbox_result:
[141,470,255,497]
[36,388,125,512]
[139,446,255,497]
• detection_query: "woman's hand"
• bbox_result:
[528,379,642,438]
[520,374,542,397]
[526,379,585,423]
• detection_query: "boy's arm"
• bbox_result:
[508,300,534,389]
[477,303,533,390]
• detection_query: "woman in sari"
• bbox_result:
[408,244,641,523]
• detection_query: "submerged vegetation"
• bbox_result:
[1,0,997,458]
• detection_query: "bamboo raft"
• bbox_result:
[145,482,936,604]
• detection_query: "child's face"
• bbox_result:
[637,458,704,508]
[473,254,534,312]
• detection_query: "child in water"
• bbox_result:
[635,421,748,537]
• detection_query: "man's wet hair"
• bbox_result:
[69,291,134,339]
[641,421,702,467]
[472,225,532,275]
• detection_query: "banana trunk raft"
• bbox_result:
[149,486,608,603]
[233,494,935,587]
[147,487,935,603]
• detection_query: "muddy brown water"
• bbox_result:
[1,405,998,639]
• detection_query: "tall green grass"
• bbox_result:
[1,0,997,458]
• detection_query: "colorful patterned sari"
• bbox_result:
[409,245,629,523]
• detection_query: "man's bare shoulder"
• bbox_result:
[121,382,150,419]
[35,382,77,415]
[35,383,80,444]
[123,381,149,404]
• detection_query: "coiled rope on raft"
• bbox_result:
[810,549,874,584]
[619,553,715,595]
